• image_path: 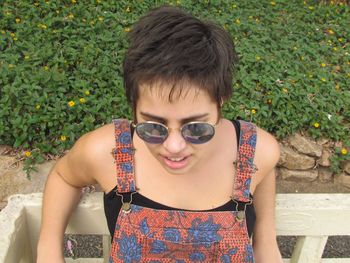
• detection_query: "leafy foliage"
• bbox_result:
[0,0,349,175]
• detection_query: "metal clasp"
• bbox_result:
[231,197,253,222]
[115,191,137,214]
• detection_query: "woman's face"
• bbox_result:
[135,81,220,175]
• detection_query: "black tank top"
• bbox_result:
[103,120,256,238]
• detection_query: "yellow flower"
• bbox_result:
[124,27,130,32]
[90,20,95,25]
[267,99,272,104]
[24,55,30,60]
[255,56,261,61]
[8,64,14,69]
[98,16,104,21]
[34,2,39,6]
[251,109,257,114]
[293,46,298,51]
[56,10,60,14]
[328,29,334,35]
[79,98,86,103]
[24,151,31,157]
[5,11,11,16]
[232,4,237,8]
[341,148,348,155]
[300,56,305,61]
[15,18,21,23]
[335,84,340,91]
[96,0,101,3]
[270,1,276,6]
[308,74,313,78]
[248,15,253,19]
[176,0,181,4]
[38,24,47,29]
[44,65,49,71]
[235,19,240,25]
[338,38,343,42]
[10,32,15,37]
[309,6,315,10]
[125,6,131,12]
[36,104,40,109]
[68,101,75,107]
[68,13,74,19]
[1,30,5,34]
[333,47,337,52]
[71,0,77,3]
[282,88,288,93]
[84,90,90,95]
[321,77,326,82]
[60,135,67,141]
[313,122,320,128]
[13,37,17,41]
[45,0,49,3]
[321,63,326,67]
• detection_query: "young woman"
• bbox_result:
[37,6,282,263]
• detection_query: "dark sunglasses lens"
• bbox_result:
[136,123,168,144]
[182,123,215,144]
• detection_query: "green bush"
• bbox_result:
[0,0,349,175]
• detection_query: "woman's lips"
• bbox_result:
[162,155,190,169]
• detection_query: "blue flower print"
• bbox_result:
[121,162,133,173]
[247,134,257,148]
[245,244,254,262]
[131,204,143,213]
[140,218,150,235]
[220,248,238,263]
[164,228,181,242]
[188,216,222,247]
[121,147,134,155]
[119,132,131,144]
[189,251,206,261]
[220,254,230,263]
[116,232,141,263]
[151,240,168,254]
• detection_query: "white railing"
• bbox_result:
[0,193,349,263]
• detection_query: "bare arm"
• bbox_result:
[37,133,98,262]
[252,129,283,263]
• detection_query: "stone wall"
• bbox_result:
[1,132,350,210]
[277,133,350,188]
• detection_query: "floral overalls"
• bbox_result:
[109,119,257,263]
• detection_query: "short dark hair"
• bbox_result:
[123,5,238,112]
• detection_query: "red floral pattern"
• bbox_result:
[110,119,257,262]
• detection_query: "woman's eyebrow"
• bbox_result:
[140,112,209,123]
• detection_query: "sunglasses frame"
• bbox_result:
[132,120,218,144]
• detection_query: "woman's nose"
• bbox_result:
[162,129,187,153]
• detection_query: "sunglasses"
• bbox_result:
[132,121,217,144]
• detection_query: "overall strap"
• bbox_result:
[233,120,257,202]
[113,119,137,193]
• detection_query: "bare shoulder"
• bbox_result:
[251,125,280,188]
[53,123,116,188]
[255,126,280,168]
